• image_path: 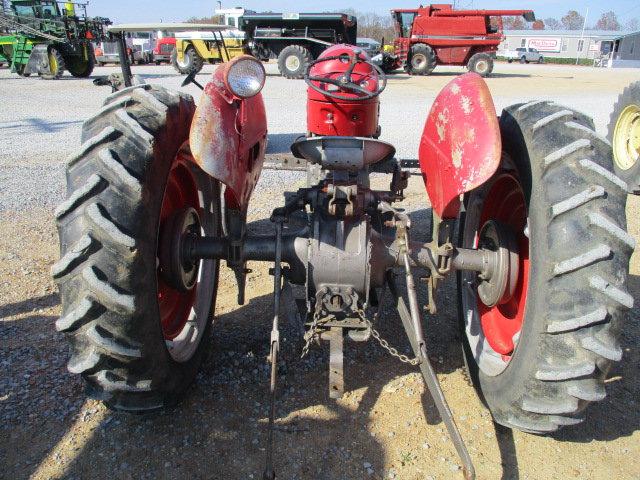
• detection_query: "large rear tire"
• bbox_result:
[53,84,221,411]
[277,45,312,79]
[458,101,634,433]
[608,81,640,194]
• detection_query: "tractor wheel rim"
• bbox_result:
[49,52,58,74]
[462,171,529,376]
[613,104,640,171]
[412,54,426,68]
[177,53,191,69]
[476,60,488,73]
[157,155,202,359]
[285,55,300,71]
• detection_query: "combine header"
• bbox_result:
[380,3,535,76]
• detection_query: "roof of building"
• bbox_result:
[504,29,638,41]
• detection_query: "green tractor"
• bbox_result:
[0,0,110,79]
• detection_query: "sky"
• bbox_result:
[89,0,640,25]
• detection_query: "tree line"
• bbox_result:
[185,9,638,37]
[503,10,638,31]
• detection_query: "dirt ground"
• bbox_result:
[1,62,640,480]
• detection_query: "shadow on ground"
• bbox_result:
[2,217,639,479]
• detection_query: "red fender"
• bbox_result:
[189,60,268,212]
[418,73,501,219]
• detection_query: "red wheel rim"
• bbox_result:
[476,172,529,362]
[158,157,200,340]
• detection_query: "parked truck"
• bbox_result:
[380,4,535,77]
[503,46,544,64]
[0,0,110,79]
[241,11,357,78]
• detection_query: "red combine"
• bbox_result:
[383,4,535,76]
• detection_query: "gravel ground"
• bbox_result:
[1,62,639,480]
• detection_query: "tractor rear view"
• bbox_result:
[0,0,110,79]
[54,28,634,478]
[384,4,534,76]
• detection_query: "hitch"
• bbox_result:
[159,177,519,480]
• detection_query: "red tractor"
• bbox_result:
[381,4,535,76]
[54,41,633,479]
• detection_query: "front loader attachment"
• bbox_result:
[419,73,501,218]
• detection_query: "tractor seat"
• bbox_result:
[290,136,396,171]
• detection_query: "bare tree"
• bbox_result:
[623,18,639,31]
[544,17,562,30]
[595,11,621,30]
[532,20,545,30]
[336,9,395,43]
[561,10,584,30]
[503,16,526,30]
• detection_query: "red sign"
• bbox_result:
[527,37,561,52]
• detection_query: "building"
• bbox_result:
[499,29,640,67]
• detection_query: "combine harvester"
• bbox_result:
[0,0,110,79]
[377,3,535,76]
[55,22,634,479]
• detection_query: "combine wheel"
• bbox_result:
[467,52,493,77]
[277,45,312,79]
[608,81,640,194]
[458,101,633,433]
[41,47,65,80]
[53,84,221,411]
[171,46,204,75]
[408,43,436,75]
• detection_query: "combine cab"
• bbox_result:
[381,3,534,76]
[0,0,110,79]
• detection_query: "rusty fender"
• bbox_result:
[418,72,501,219]
[189,66,268,212]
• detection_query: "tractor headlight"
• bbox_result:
[225,56,266,98]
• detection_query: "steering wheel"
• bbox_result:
[304,50,387,101]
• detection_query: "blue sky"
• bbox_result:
[90,0,640,25]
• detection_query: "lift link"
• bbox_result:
[396,232,477,480]
[262,219,284,480]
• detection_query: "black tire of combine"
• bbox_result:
[408,43,436,75]
[277,45,312,79]
[458,100,634,433]
[467,52,494,77]
[607,81,640,194]
[41,47,65,80]
[171,46,204,75]
[53,84,221,411]
[67,43,95,78]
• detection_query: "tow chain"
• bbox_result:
[357,308,420,366]
[300,307,327,359]
[300,300,420,366]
